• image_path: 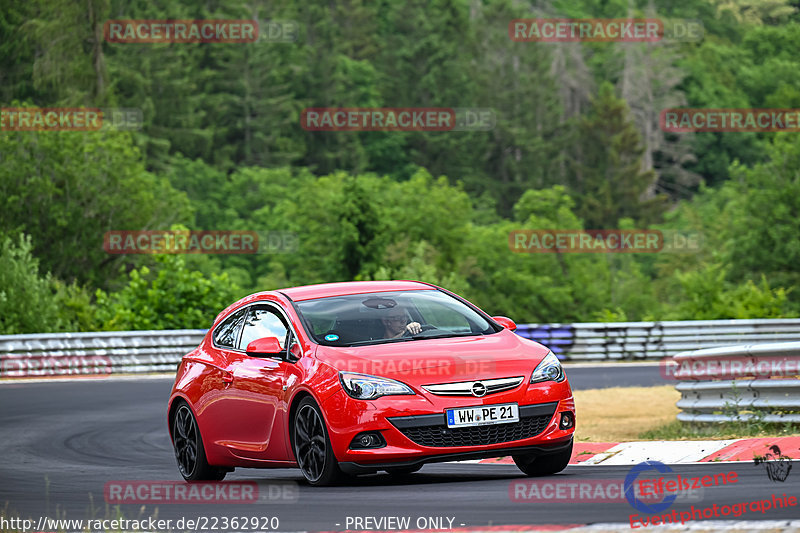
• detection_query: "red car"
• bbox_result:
[168,281,575,485]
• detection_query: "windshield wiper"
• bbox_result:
[343,337,415,347]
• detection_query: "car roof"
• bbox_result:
[278,280,434,302]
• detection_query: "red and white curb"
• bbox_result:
[471,437,800,466]
[565,521,800,531]
[318,527,583,533]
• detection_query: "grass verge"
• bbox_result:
[573,385,680,442]
[640,418,800,440]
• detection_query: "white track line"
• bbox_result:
[563,361,663,368]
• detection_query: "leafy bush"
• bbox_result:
[95,255,242,331]
[667,264,794,320]
[0,234,95,333]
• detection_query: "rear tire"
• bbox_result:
[513,441,573,476]
[293,397,345,486]
[172,402,227,481]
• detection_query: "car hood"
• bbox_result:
[313,331,549,387]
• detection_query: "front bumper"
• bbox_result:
[319,379,575,469]
[388,402,558,447]
[339,436,573,475]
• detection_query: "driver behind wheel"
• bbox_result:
[380,308,422,338]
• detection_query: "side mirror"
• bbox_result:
[287,342,302,362]
[491,316,517,331]
[246,337,283,357]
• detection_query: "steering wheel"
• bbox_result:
[402,324,437,337]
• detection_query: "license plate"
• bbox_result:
[446,403,519,428]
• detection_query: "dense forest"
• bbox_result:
[1,0,799,334]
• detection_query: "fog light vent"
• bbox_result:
[350,431,386,449]
[559,412,575,430]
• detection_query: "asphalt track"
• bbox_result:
[1,372,798,532]
[564,363,666,390]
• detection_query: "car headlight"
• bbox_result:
[530,351,565,383]
[338,372,415,400]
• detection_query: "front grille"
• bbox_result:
[389,403,557,448]
[422,376,525,397]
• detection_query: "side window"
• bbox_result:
[238,306,290,352]
[213,308,247,348]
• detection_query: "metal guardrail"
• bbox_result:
[516,319,800,360]
[673,342,800,423]
[0,330,206,377]
[2,319,800,377]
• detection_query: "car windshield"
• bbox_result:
[294,290,498,346]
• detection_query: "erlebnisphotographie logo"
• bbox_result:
[754,445,793,482]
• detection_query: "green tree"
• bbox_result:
[0,127,192,287]
[1,0,109,106]
[469,0,569,215]
[266,171,385,283]
[725,134,800,305]
[289,0,381,175]
[711,0,796,25]
[567,83,667,228]
[459,186,601,322]
[0,234,95,334]
[95,254,241,330]
[369,241,471,297]
[666,264,793,319]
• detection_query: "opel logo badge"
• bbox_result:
[471,381,487,397]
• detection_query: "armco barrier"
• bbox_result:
[673,342,800,423]
[517,319,800,360]
[3,319,800,377]
[0,330,206,377]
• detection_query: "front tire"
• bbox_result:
[293,397,345,486]
[513,441,573,476]
[172,402,226,481]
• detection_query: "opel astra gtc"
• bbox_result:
[168,280,575,485]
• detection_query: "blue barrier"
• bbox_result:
[515,324,574,360]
